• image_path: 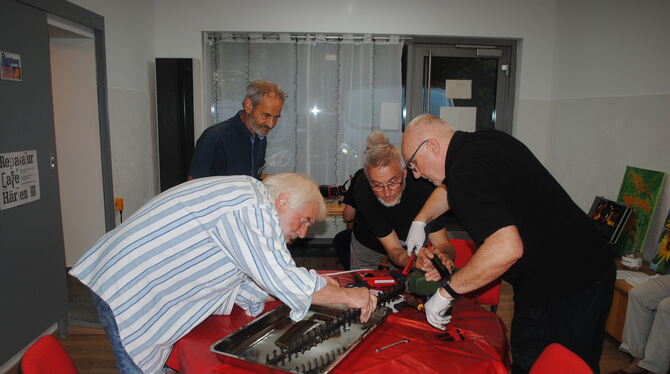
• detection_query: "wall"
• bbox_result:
[68,0,158,222]
[550,0,670,260]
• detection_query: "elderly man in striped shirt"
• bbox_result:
[70,173,377,374]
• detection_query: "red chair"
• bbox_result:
[20,335,78,374]
[529,343,593,374]
[450,238,502,312]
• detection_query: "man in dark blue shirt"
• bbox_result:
[189,80,285,179]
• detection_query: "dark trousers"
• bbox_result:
[510,263,615,374]
[333,229,352,270]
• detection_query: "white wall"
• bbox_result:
[68,0,158,222]
[550,0,670,260]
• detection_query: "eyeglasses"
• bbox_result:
[406,139,429,173]
[370,180,403,191]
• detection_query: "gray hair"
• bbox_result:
[366,131,390,150]
[263,173,326,220]
[363,144,405,177]
[244,80,286,107]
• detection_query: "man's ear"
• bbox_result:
[425,137,440,155]
[243,97,254,113]
[275,192,289,212]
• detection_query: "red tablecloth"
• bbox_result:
[166,296,510,374]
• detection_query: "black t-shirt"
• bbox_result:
[352,172,446,254]
[342,169,365,209]
[444,129,613,305]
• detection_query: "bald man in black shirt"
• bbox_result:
[402,114,615,374]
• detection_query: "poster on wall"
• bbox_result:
[0,150,40,210]
[1,51,22,81]
[650,209,670,274]
[613,166,666,257]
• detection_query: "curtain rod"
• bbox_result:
[206,32,411,42]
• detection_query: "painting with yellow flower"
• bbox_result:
[651,210,670,274]
[613,166,665,257]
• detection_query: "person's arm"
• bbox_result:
[342,204,356,230]
[443,225,522,295]
[415,184,450,222]
[377,230,410,268]
[406,185,450,254]
[311,282,377,323]
[189,131,217,179]
[424,225,522,330]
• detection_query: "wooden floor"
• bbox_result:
[14,267,631,374]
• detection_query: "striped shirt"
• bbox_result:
[70,176,326,373]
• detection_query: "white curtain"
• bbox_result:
[205,33,403,185]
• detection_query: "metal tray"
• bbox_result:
[210,303,392,373]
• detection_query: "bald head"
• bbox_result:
[401,114,455,185]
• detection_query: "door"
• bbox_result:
[49,17,107,266]
[0,0,68,363]
[407,41,515,133]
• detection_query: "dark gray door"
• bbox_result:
[0,0,68,363]
[408,42,515,134]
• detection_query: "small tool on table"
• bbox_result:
[375,338,409,352]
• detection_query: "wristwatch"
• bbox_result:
[441,279,461,299]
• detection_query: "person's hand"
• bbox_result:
[406,221,426,256]
[321,275,340,287]
[425,289,453,330]
[417,248,454,282]
[344,288,377,323]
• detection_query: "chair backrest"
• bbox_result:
[20,335,78,374]
[450,238,502,312]
[529,343,593,374]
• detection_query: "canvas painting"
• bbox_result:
[650,210,670,274]
[613,166,666,256]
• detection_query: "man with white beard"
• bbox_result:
[348,144,455,272]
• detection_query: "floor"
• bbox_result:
[10,256,631,374]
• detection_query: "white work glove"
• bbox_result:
[425,289,454,330]
[405,221,426,256]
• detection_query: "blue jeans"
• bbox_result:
[90,292,144,374]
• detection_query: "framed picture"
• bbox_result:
[650,209,670,274]
[587,196,631,244]
[613,166,666,256]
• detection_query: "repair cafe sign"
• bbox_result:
[0,150,40,210]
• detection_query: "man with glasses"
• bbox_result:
[401,114,615,374]
[348,143,455,272]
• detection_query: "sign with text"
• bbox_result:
[1,150,40,210]
[1,51,22,81]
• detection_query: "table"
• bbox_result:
[166,296,510,373]
[324,198,344,216]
